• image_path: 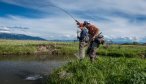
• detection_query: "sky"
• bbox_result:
[0,0,146,41]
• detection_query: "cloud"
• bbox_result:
[0,24,30,35]
[0,26,10,30]
[0,15,77,39]
[1,0,146,15]
[0,0,146,41]
[0,25,30,30]
[7,26,29,30]
[2,0,146,24]
[0,26,10,33]
[96,16,146,38]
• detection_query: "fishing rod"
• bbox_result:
[37,1,98,24]
[35,1,98,23]
[51,5,77,21]
[38,2,78,22]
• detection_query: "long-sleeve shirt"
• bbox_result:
[77,22,99,38]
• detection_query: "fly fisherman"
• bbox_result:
[76,22,89,61]
[76,20,104,62]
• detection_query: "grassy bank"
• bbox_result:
[98,45,146,58]
[0,40,46,55]
[46,57,146,84]
[0,39,77,55]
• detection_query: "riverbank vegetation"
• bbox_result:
[0,39,77,55]
[47,57,146,84]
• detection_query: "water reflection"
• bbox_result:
[0,55,75,84]
[0,55,74,61]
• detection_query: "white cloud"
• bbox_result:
[48,0,146,16]
[94,16,146,38]
[0,15,77,39]
[1,14,145,40]
[2,0,146,15]
[0,0,146,40]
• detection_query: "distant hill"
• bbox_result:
[0,33,46,40]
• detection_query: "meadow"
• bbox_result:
[0,39,145,58]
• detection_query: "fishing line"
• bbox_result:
[36,1,98,23]
[50,5,76,21]
[36,1,77,22]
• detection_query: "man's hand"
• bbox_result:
[75,20,80,25]
[77,36,80,39]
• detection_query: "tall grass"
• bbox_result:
[98,45,146,58]
[0,40,146,58]
[0,40,48,55]
[0,39,79,55]
[47,57,146,84]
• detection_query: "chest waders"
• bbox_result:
[77,28,89,60]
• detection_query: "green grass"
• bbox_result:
[0,40,47,55]
[0,40,146,58]
[98,45,146,58]
[0,39,79,55]
[46,57,146,84]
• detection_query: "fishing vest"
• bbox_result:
[78,28,89,42]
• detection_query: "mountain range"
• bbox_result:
[0,33,146,43]
[0,33,46,40]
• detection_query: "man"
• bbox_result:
[76,20,104,62]
[76,23,89,60]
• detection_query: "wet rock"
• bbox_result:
[58,71,73,79]
[25,75,42,81]
[90,79,98,84]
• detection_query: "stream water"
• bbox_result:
[0,55,74,84]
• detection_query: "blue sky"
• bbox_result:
[0,0,146,41]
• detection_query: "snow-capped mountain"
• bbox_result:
[104,36,146,44]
